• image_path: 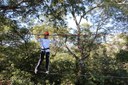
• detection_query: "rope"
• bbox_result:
[0,28,116,37]
[102,76,128,79]
[30,33,87,36]
[31,71,128,79]
[27,32,113,37]
[82,73,128,79]
[27,29,113,37]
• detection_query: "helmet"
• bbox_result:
[44,31,49,36]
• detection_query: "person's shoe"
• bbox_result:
[34,69,38,74]
[45,71,49,74]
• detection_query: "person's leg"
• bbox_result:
[45,52,50,72]
[35,51,45,74]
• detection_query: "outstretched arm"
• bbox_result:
[51,33,58,44]
[35,35,42,42]
[36,35,41,39]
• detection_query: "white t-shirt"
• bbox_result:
[38,38,55,52]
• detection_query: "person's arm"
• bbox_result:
[36,35,44,49]
[36,35,41,42]
[51,33,57,44]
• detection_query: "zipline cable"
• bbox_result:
[32,70,128,79]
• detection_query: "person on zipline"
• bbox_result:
[34,31,55,74]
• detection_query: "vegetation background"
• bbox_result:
[0,0,128,85]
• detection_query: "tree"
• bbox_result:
[43,0,128,84]
[0,14,38,84]
[0,0,128,84]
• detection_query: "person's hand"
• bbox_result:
[36,35,41,39]
[52,33,57,40]
[52,33,57,36]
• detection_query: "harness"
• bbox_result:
[40,38,50,52]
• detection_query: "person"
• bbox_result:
[34,31,56,74]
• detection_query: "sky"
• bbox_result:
[67,16,92,29]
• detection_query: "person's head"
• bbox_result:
[44,31,49,39]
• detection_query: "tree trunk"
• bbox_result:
[75,59,85,85]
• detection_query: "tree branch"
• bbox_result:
[79,2,103,24]
[0,0,40,11]
[0,5,19,10]
[81,11,109,61]
[86,4,103,14]
[65,44,79,60]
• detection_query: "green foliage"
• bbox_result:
[0,0,128,85]
[116,50,128,62]
[11,69,34,85]
[0,20,128,85]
